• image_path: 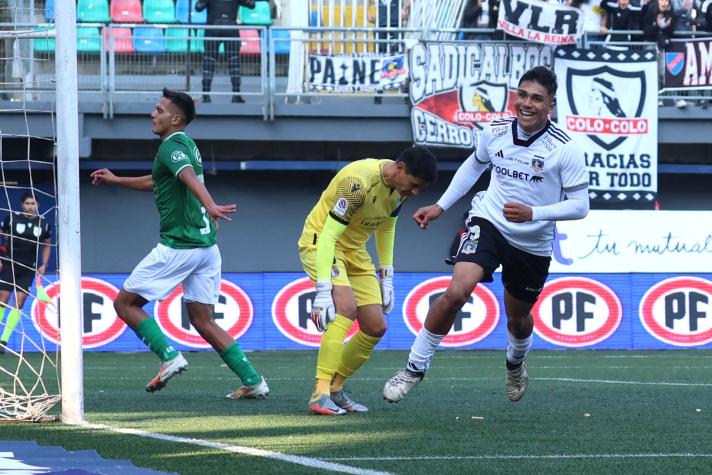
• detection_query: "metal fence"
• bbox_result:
[1,23,711,119]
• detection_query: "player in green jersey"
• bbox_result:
[90,88,268,399]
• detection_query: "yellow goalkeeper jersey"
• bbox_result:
[300,159,405,252]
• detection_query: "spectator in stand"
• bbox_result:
[368,0,411,104]
[601,0,635,41]
[699,0,712,31]
[195,0,256,104]
[673,0,696,32]
[489,0,505,39]
[460,0,484,40]
[642,0,676,48]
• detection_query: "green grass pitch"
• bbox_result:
[2,350,711,474]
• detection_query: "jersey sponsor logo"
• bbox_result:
[532,277,622,347]
[31,277,127,349]
[493,164,542,183]
[154,280,253,348]
[171,150,188,162]
[403,276,499,347]
[333,197,349,216]
[272,277,358,347]
[639,276,712,346]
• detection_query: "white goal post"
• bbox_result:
[56,0,85,425]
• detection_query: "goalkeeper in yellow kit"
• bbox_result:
[299,145,437,415]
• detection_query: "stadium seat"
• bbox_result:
[104,27,135,53]
[143,0,178,24]
[175,0,207,24]
[77,0,110,23]
[239,29,261,55]
[34,25,55,53]
[166,28,189,52]
[45,0,55,21]
[110,0,145,23]
[190,28,205,53]
[133,27,166,53]
[271,29,291,55]
[240,0,272,26]
[76,26,102,52]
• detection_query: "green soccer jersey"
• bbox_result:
[152,131,216,249]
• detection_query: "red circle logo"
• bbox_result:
[31,277,127,349]
[155,279,253,348]
[272,277,359,347]
[403,276,499,347]
[532,277,622,347]
[639,276,712,346]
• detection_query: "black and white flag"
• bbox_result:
[555,48,658,203]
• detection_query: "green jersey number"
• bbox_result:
[199,207,211,235]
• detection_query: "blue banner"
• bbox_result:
[10,272,712,352]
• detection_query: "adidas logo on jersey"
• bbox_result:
[495,150,504,158]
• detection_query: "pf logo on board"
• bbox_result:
[640,276,712,346]
[154,280,253,348]
[532,277,621,347]
[272,277,358,347]
[31,277,127,348]
[403,277,499,347]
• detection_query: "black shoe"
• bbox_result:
[232,95,245,103]
[0,341,6,355]
[202,94,211,103]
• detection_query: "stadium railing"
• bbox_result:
[2,23,711,116]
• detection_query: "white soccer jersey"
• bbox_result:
[469,117,588,256]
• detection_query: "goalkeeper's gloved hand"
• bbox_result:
[311,279,335,332]
[378,265,395,314]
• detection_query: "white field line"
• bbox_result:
[81,422,392,475]
[324,453,712,462]
[536,377,712,387]
[85,376,712,386]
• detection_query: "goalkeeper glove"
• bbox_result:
[311,279,335,332]
[378,265,395,314]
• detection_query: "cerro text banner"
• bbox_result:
[307,53,407,92]
[554,48,658,203]
[18,269,712,353]
[409,41,552,149]
[497,0,584,45]
[664,38,712,89]
[551,210,712,273]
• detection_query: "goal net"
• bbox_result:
[0,3,83,423]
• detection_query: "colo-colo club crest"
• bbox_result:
[403,277,499,346]
[272,277,359,347]
[31,277,127,348]
[154,280,253,348]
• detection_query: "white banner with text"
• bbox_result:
[550,210,712,273]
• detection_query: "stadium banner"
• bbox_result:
[307,53,407,92]
[18,271,712,353]
[496,0,584,45]
[554,48,658,203]
[664,38,712,89]
[551,210,712,273]
[409,41,553,149]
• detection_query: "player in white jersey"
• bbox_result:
[383,66,590,404]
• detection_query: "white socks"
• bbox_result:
[406,327,445,373]
[506,329,532,366]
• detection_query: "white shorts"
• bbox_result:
[124,243,221,305]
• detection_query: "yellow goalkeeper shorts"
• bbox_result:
[298,242,382,307]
